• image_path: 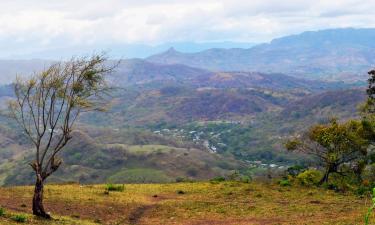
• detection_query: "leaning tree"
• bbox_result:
[8,55,114,218]
[285,119,370,184]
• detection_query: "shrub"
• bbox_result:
[356,186,372,196]
[279,179,291,187]
[11,214,27,223]
[175,177,186,183]
[296,169,322,186]
[287,165,306,177]
[240,175,252,183]
[105,184,124,192]
[227,171,241,181]
[210,176,226,183]
[0,208,4,216]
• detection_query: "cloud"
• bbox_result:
[0,0,375,58]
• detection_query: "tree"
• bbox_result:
[8,55,115,218]
[285,119,371,184]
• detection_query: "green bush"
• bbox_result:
[240,175,252,183]
[105,183,125,192]
[11,214,27,223]
[279,179,291,187]
[0,208,4,216]
[287,165,306,177]
[210,176,226,183]
[356,186,372,196]
[296,169,322,186]
[227,171,241,181]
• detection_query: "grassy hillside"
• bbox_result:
[0,128,245,186]
[0,87,366,186]
[0,181,371,225]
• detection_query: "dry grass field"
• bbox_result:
[0,181,372,225]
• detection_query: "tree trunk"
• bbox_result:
[32,174,51,219]
[319,169,330,185]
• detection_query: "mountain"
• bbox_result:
[0,60,51,84]
[109,59,210,86]
[109,59,347,91]
[1,41,256,59]
[147,28,375,81]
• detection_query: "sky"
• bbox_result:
[1,0,375,59]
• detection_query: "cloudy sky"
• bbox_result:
[1,0,375,58]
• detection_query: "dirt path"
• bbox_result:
[128,204,156,224]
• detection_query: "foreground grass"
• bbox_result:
[0,181,372,225]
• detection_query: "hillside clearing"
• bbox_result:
[0,181,371,225]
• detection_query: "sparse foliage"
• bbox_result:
[8,54,115,218]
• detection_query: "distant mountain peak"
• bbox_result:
[147,28,375,81]
[166,47,178,53]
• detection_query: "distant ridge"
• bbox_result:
[147,28,375,81]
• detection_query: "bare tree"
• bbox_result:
[8,54,115,218]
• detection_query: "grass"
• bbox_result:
[108,168,172,183]
[0,181,373,224]
[11,214,27,223]
[126,145,180,155]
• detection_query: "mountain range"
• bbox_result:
[147,28,375,82]
[0,28,373,185]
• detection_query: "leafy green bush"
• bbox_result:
[240,175,252,183]
[0,208,4,216]
[279,179,291,187]
[11,214,27,223]
[105,184,125,192]
[296,169,322,186]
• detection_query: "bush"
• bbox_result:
[210,176,226,183]
[287,165,306,177]
[279,179,291,187]
[240,175,252,183]
[324,173,356,192]
[11,214,27,223]
[0,208,4,216]
[227,171,241,181]
[175,177,187,183]
[105,184,124,192]
[296,169,322,186]
[356,186,372,196]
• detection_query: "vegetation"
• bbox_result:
[7,55,114,218]
[286,119,371,184]
[365,188,375,225]
[0,182,372,225]
[105,183,124,192]
[11,214,27,223]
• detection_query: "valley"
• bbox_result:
[0,29,371,185]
